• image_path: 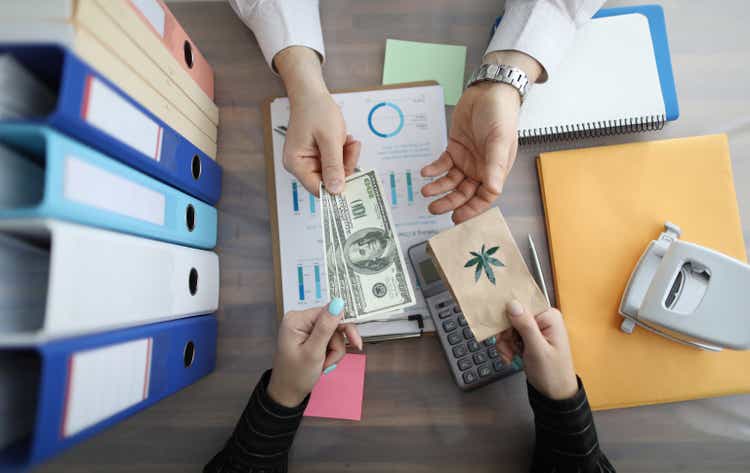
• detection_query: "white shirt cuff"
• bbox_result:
[485,1,578,83]
[231,0,326,73]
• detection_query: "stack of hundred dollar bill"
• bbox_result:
[321,170,416,323]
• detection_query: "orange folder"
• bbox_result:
[537,134,749,410]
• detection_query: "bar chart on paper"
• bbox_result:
[378,169,432,209]
[290,180,318,217]
[294,259,326,304]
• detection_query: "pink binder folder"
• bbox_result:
[126,0,215,99]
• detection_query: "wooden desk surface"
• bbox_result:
[41,1,750,471]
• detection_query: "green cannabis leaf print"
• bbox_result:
[464,244,504,285]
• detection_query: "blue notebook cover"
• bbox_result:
[492,4,679,121]
[0,124,217,249]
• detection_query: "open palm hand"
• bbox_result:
[420,82,520,223]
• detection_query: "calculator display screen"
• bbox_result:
[419,259,441,285]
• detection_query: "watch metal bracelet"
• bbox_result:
[466,64,529,102]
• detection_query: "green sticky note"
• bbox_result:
[382,39,467,106]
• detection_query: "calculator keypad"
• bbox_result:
[452,345,468,358]
[428,293,520,390]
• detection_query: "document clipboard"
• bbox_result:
[263,81,443,340]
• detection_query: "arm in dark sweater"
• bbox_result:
[528,377,615,473]
[204,371,614,473]
[203,370,307,473]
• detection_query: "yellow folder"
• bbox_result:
[537,134,749,410]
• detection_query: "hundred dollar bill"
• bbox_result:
[322,188,361,320]
[321,187,353,314]
[324,170,416,321]
[321,189,339,300]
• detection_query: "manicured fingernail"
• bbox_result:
[511,355,524,370]
[327,178,343,193]
[508,300,524,317]
[328,298,345,317]
[323,364,337,375]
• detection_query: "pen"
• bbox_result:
[511,235,551,358]
[528,234,550,305]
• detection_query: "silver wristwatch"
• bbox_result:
[466,64,530,102]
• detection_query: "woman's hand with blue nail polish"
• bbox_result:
[267,299,363,407]
[495,301,578,401]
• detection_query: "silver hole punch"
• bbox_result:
[619,222,750,351]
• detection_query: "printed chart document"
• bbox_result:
[270,84,451,336]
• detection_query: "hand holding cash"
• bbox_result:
[321,170,416,323]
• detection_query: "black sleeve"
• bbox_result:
[527,377,616,473]
[204,369,308,473]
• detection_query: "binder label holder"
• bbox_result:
[82,75,163,161]
[63,156,167,226]
[62,337,153,437]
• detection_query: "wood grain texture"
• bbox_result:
[39,1,750,472]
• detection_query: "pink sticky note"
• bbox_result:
[304,353,366,421]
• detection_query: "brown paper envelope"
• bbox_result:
[428,207,550,341]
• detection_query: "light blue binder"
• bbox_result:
[0,124,217,249]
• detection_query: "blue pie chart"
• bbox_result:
[368,102,404,138]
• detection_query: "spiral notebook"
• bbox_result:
[513,5,679,144]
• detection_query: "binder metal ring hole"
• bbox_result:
[189,268,199,295]
[183,341,196,367]
[186,204,196,232]
[183,40,194,68]
[191,155,202,180]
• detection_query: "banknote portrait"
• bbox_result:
[343,227,396,274]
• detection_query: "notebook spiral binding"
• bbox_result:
[519,114,666,145]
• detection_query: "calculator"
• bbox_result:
[408,241,522,391]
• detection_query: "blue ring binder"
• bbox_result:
[0,44,222,205]
[0,315,217,471]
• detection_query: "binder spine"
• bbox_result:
[518,116,666,145]
[125,0,215,100]
[18,315,217,468]
[50,45,222,204]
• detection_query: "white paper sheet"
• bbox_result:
[520,13,665,132]
[271,85,451,332]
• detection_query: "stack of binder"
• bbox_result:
[0,1,222,469]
